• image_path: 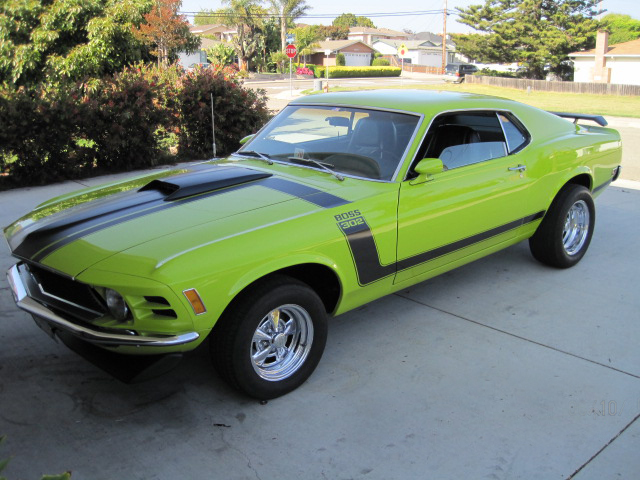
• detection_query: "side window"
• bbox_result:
[498,113,529,153]
[416,111,509,172]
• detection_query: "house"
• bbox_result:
[372,39,455,68]
[178,37,222,68]
[308,40,375,67]
[347,27,408,45]
[407,32,464,62]
[570,31,640,86]
[189,24,236,43]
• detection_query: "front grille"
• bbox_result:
[22,263,106,322]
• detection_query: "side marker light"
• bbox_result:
[183,288,207,315]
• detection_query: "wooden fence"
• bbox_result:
[466,75,640,96]
[382,56,443,74]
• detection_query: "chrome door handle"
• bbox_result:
[508,164,526,172]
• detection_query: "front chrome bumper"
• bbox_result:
[6,264,200,348]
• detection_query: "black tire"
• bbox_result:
[529,184,595,268]
[210,274,328,399]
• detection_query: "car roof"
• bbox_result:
[290,89,538,118]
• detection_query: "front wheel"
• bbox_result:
[529,185,595,268]
[210,275,328,399]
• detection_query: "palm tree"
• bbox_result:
[293,25,320,66]
[269,0,311,51]
[222,0,266,70]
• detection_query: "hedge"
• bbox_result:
[314,66,401,78]
[0,64,270,188]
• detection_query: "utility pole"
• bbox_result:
[442,0,448,74]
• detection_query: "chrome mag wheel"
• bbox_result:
[562,200,590,255]
[250,304,314,381]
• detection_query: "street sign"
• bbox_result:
[286,34,295,44]
[285,44,297,58]
[397,43,409,58]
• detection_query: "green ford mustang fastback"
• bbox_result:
[5,90,622,398]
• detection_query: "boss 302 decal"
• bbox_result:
[337,210,546,286]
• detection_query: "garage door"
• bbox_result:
[343,52,371,67]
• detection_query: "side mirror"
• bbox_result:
[411,158,443,184]
[239,134,255,145]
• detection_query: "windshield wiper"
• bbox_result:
[288,157,344,181]
[234,150,273,165]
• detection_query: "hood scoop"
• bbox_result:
[139,166,272,201]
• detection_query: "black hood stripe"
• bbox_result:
[339,211,545,286]
[261,177,350,209]
[10,168,350,263]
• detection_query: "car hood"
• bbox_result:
[4,163,353,277]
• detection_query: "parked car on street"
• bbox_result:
[5,90,622,399]
[444,63,479,82]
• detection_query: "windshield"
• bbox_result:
[238,105,421,181]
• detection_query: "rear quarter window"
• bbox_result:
[498,113,530,153]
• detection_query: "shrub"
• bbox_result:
[206,43,236,66]
[372,58,390,67]
[0,86,91,185]
[177,67,270,160]
[336,53,346,66]
[477,68,518,78]
[296,67,314,76]
[0,64,270,188]
[315,66,401,78]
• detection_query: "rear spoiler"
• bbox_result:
[549,111,608,127]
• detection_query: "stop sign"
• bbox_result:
[285,44,297,58]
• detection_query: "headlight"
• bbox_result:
[105,288,129,321]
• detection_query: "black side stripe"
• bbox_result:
[592,179,612,195]
[339,211,545,286]
[14,177,350,263]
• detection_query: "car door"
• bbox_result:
[394,110,538,284]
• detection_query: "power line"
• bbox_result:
[179,9,456,20]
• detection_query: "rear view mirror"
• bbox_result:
[326,116,350,127]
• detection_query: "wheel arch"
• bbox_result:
[545,171,593,211]
[222,262,343,319]
[564,172,593,191]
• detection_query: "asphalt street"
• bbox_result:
[0,77,639,479]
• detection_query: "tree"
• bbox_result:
[0,0,154,89]
[133,0,200,67]
[292,25,320,65]
[269,0,311,52]
[332,13,376,29]
[455,0,600,79]
[221,0,267,71]
[315,25,349,40]
[194,8,217,26]
[600,13,640,44]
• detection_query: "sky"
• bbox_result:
[179,0,640,35]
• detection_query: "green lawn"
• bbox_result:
[315,82,640,118]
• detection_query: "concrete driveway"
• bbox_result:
[1,100,640,479]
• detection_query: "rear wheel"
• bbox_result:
[529,185,595,268]
[210,275,328,399]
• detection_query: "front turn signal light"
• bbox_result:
[183,288,206,315]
